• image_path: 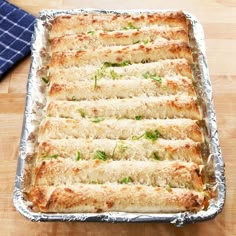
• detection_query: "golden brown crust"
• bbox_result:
[48,59,194,84]
[49,11,189,39]
[48,79,196,101]
[50,27,189,53]
[49,41,192,69]
[28,184,204,213]
[46,96,202,120]
[48,76,196,100]
[38,117,203,142]
[38,138,203,164]
[34,159,203,190]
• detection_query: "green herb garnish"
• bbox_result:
[134,40,141,44]
[123,22,140,30]
[166,184,172,192]
[144,130,160,141]
[93,65,106,89]
[92,61,130,88]
[110,69,120,79]
[152,152,161,160]
[142,72,149,79]
[76,151,81,161]
[151,76,162,83]
[143,39,150,45]
[120,177,132,184]
[135,115,143,120]
[87,30,95,35]
[103,61,131,68]
[91,117,104,123]
[93,74,98,89]
[77,109,86,118]
[142,72,162,83]
[132,133,145,140]
[117,142,128,154]
[103,62,116,67]
[94,150,108,161]
[42,154,59,159]
[132,130,160,141]
[41,77,49,84]
[141,59,151,64]
[111,143,117,159]
[120,61,131,66]
[134,39,150,45]
[71,96,78,101]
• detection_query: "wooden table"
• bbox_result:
[1,0,235,235]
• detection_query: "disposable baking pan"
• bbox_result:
[13,9,225,226]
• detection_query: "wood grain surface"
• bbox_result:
[0,0,235,235]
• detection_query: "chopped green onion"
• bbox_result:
[93,65,107,89]
[134,40,141,44]
[91,117,104,123]
[166,184,172,192]
[110,69,120,79]
[103,62,116,67]
[77,109,86,118]
[144,130,160,141]
[132,133,145,140]
[129,22,140,30]
[120,61,131,66]
[111,143,117,159]
[76,151,81,161]
[142,71,149,79]
[93,61,125,85]
[143,39,150,45]
[123,22,140,30]
[142,72,162,83]
[117,142,128,154]
[152,152,161,160]
[41,77,49,84]
[135,115,143,120]
[94,150,108,161]
[120,177,132,184]
[93,74,98,89]
[134,39,151,45]
[103,61,131,68]
[42,154,59,159]
[151,75,162,83]
[87,30,95,35]
[141,59,151,64]
[132,130,160,141]
[71,96,78,101]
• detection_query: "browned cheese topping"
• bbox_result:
[28,11,210,213]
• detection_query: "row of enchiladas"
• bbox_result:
[27,11,212,213]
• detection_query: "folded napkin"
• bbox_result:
[0,0,35,78]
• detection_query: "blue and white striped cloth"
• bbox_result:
[0,0,35,78]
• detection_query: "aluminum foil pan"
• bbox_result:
[13,9,226,226]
